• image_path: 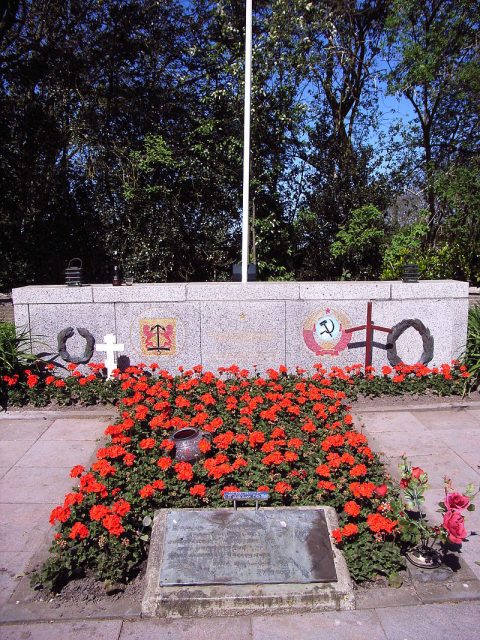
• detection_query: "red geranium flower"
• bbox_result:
[90,504,111,521]
[274,482,292,494]
[69,522,89,540]
[315,464,330,478]
[174,462,194,481]
[112,499,131,516]
[49,506,71,525]
[221,485,240,495]
[344,501,361,517]
[342,523,359,537]
[367,513,398,534]
[123,453,136,466]
[157,457,172,471]
[349,464,368,478]
[317,480,336,491]
[190,484,207,498]
[70,465,85,478]
[139,438,156,450]
[349,481,376,498]
[139,484,155,498]
[102,514,124,536]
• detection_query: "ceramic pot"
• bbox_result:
[171,427,210,462]
[405,544,443,569]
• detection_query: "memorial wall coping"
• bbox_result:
[92,283,187,303]
[12,280,469,304]
[12,280,469,374]
[390,280,468,300]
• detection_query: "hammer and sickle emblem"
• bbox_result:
[318,319,335,337]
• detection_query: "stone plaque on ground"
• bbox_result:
[159,508,337,586]
[143,506,354,617]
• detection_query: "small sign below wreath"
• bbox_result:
[57,327,95,364]
[386,319,434,366]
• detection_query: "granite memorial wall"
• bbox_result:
[12,280,468,373]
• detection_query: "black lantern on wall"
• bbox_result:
[65,258,83,286]
[402,263,419,283]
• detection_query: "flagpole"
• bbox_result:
[241,0,252,283]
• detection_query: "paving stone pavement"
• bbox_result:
[353,403,480,581]
[1,602,479,639]
[0,410,114,614]
[0,403,479,639]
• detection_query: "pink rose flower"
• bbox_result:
[443,510,468,544]
[444,492,470,512]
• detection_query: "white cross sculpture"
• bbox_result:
[96,334,124,379]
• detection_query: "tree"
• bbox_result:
[331,204,386,279]
[288,0,393,279]
[384,0,479,241]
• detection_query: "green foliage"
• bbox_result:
[384,0,479,249]
[381,217,428,280]
[0,323,36,375]
[341,535,405,583]
[331,205,386,279]
[433,161,480,284]
[0,0,477,288]
[462,305,480,392]
[122,135,175,202]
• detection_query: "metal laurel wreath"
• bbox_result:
[57,327,96,364]
[386,319,434,366]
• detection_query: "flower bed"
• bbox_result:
[1,360,470,408]
[30,364,409,591]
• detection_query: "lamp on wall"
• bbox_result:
[65,258,83,286]
[402,263,419,283]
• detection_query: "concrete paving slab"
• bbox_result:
[457,547,480,580]
[0,503,55,553]
[456,450,480,474]
[433,428,480,453]
[365,429,450,458]
[355,585,421,609]
[0,468,9,480]
[412,409,480,430]
[14,439,95,469]
[414,579,480,605]
[354,411,427,434]
[120,617,252,640]
[0,620,123,640]
[251,609,387,640]
[375,601,480,640]
[39,418,109,441]
[0,551,31,606]
[0,467,73,504]
[0,441,32,469]
[0,420,51,442]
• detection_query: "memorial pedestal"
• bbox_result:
[12,280,468,375]
[142,506,354,618]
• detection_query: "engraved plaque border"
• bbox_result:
[158,507,337,587]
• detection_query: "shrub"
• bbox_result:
[462,305,480,392]
[0,322,36,376]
